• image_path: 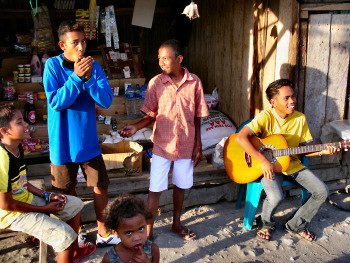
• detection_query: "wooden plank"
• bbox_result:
[325,14,350,122]
[251,0,267,116]
[242,0,255,120]
[222,0,233,118]
[301,3,350,11]
[261,0,279,110]
[215,0,225,115]
[297,21,308,112]
[322,14,350,164]
[275,0,294,79]
[206,0,217,95]
[231,0,244,126]
[304,14,331,143]
[290,0,299,82]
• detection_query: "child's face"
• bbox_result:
[116,213,148,251]
[3,110,30,140]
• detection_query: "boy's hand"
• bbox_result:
[45,200,65,213]
[320,144,340,155]
[119,125,138,138]
[261,159,274,180]
[74,56,94,80]
[50,193,67,206]
[131,245,151,263]
[191,143,202,167]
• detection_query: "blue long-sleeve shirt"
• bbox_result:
[43,54,113,165]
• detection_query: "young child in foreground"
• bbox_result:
[102,194,160,263]
[0,104,95,263]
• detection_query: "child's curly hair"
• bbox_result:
[105,194,152,232]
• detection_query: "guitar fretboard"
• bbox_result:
[274,142,342,157]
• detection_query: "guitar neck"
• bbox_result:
[274,142,342,157]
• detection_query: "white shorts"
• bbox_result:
[149,154,194,192]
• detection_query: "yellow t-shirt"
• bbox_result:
[0,144,33,228]
[246,108,313,175]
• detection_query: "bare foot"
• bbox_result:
[171,225,196,241]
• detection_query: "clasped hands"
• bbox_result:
[74,56,94,81]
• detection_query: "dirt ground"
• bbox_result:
[1,192,349,263]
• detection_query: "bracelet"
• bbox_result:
[40,191,46,198]
[48,192,53,202]
[43,191,49,202]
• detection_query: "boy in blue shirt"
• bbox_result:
[43,20,119,246]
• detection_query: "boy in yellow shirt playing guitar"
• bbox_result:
[235,79,339,242]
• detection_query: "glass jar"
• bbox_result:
[18,64,24,74]
[24,74,31,83]
[18,73,25,83]
[24,64,31,74]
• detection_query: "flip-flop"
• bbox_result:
[285,227,317,242]
[171,228,196,241]
[75,242,96,263]
[256,228,272,242]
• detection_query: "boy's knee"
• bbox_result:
[313,184,329,201]
[268,193,284,206]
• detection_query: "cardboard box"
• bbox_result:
[100,141,143,176]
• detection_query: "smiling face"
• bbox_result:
[158,46,183,76]
[58,31,86,62]
[115,213,148,251]
[1,110,30,141]
[270,85,296,119]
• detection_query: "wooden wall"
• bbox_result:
[187,0,299,127]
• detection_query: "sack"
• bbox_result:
[211,137,228,169]
[204,87,218,110]
[201,110,236,151]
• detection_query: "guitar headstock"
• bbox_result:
[341,140,350,150]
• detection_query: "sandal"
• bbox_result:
[285,227,317,242]
[171,227,196,241]
[74,242,96,263]
[256,227,272,242]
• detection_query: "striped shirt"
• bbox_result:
[141,67,209,161]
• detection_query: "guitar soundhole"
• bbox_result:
[261,149,275,163]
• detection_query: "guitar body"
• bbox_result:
[223,134,290,184]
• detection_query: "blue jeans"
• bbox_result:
[260,168,329,232]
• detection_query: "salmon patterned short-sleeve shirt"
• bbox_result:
[141,67,209,161]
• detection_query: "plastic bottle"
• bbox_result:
[24,93,31,123]
[41,53,50,75]
[138,85,147,116]
[125,85,136,116]
[27,93,36,125]
[134,84,141,114]
[3,77,15,101]
[30,54,42,76]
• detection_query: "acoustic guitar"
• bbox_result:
[223,134,349,184]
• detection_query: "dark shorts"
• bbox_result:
[51,155,109,191]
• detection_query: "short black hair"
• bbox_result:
[105,194,152,232]
[57,20,84,41]
[159,39,183,57]
[0,104,17,139]
[266,79,294,103]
